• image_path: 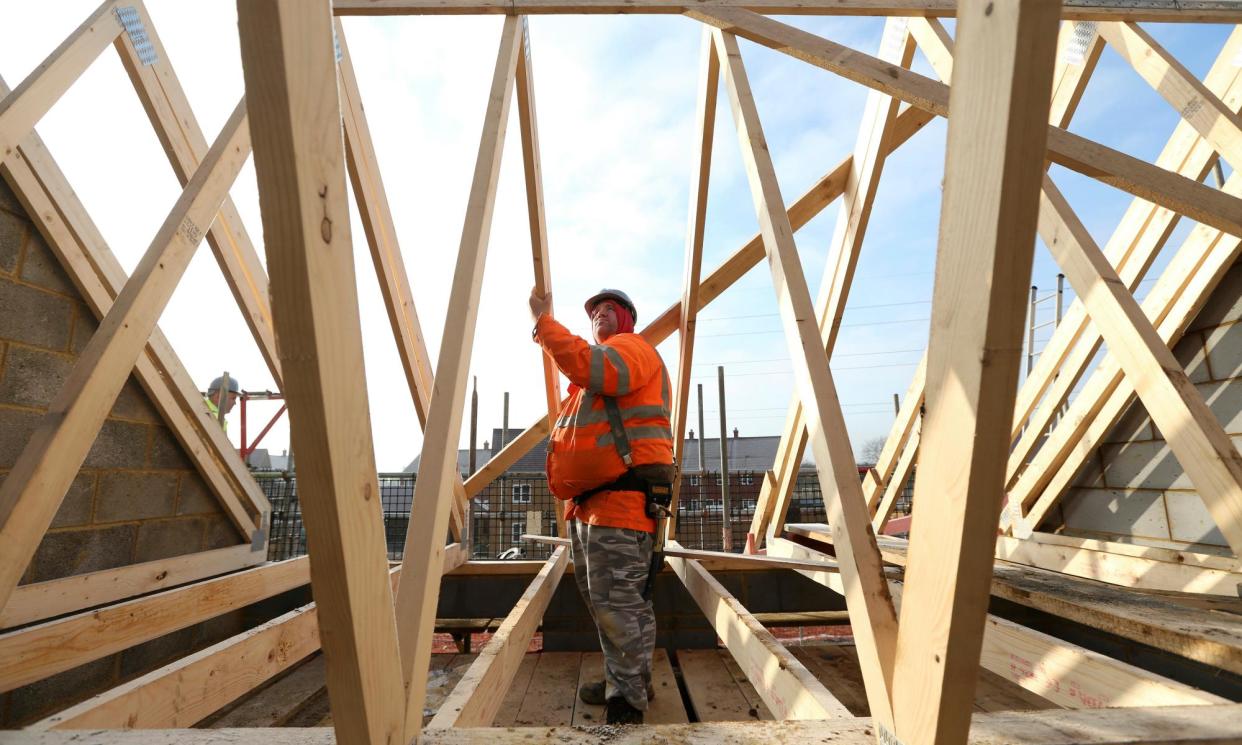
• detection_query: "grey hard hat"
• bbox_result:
[584,288,637,322]
[208,376,240,394]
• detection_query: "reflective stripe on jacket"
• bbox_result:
[534,314,673,533]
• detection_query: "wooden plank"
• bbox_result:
[718,650,776,721]
[871,420,918,531]
[751,610,850,626]
[776,533,1242,678]
[1037,176,1242,554]
[978,613,1227,709]
[394,19,522,741]
[1017,172,1242,533]
[236,3,405,744]
[1003,29,1242,507]
[649,649,689,724]
[114,3,282,390]
[32,563,453,730]
[755,17,914,547]
[971,667,1056,713]
[335,22,466,541]
[513,18,565,538]
[512,652,580,726]
[771,537,1229,710]
[996,534,1242,595]
[789,645,870,717]
[678,649,767,722]
[491,654,538,726]
[0,76,270,544]
[686,7,1242,239]
[0,557,309,694]
[861,356,924,517]
[205,656,327,728]
[1024,531,1239,571]
[429,546,569,727]
[330,0,1242,22]
[1,544,260,630]
[524,533,851,572]
[418,654,477,727]
[0,100,254,618]
[0,1,122,158]
[889,1,1060,743]
[711,27,898,723]
[9,707,1242,744]
[669,28,719,539]
[666,552,851,719]
[1099,21,1242,171]
[570,653,606,726]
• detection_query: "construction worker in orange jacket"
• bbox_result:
[530,287,673,725]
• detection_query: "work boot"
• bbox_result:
[578,680,656,705]
[605,697,644,725]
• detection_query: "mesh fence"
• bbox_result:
[259,469,907,562]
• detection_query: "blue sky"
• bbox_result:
[2,4,1236,470]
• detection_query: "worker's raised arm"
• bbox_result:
[533,315,659,396]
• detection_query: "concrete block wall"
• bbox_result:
[1058,259,1242,550]
[0,177,250,725]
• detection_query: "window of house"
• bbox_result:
[688,475,700,487]
[512,484,532,504]
[715,474,723,486]
[511,522,524,543]
[740,472,754,486]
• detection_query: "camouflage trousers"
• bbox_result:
[570,519,657,711]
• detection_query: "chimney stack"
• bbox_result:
[733,427,738,439]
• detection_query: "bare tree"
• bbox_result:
[858,436,886,466]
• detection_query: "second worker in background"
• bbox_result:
[529,287,675,725]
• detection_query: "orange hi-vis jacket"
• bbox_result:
[534,314,674,534]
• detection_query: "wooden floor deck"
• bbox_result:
[201,642,1053,729]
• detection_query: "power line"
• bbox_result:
[697,318,929,338]
[690,347,925,366]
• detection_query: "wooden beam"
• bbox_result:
[0,556,308,693]
[995,535,1242,596]
[870,422,918,531]
[0,75,268,556]
[1015,172,1242,534]
[686,7,1242,239]
[0,100,253,617]
[783,527,1242,676]
[1,545,261,630]
[522,533,855,573]
[0,1,122,159]
[429,546,568,728]
[770,538,1226,711]
[861,356,924,517]
[1099,21,1242,172]
[114,2,282,389]
[331,0,1242,22]
[1003,27,1242,490]
[463,417,551,498]
[1023,531,1239,571]
[666,549,851,719]
[669,28,719,539]
[237,3,405,743]
[890,2,1060,744]
[11,708,1242,744]
[754,17,913,548]
[335,22,466,541]
[512,18,565,538]
[393,18,522,742]
[33,547,465,730]
[712,27,899,723]
[1035,175,1242,554]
